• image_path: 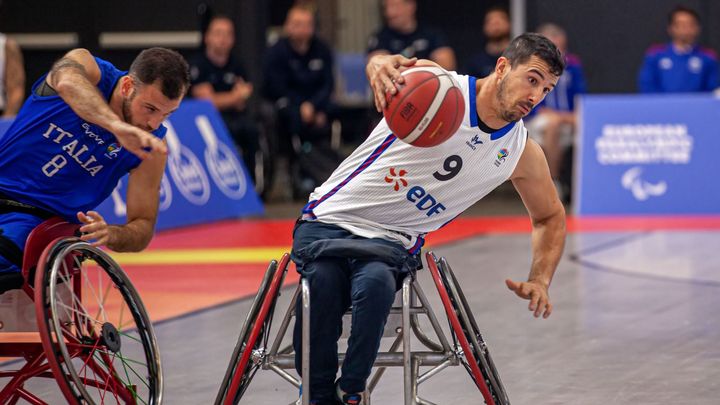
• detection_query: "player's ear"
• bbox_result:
[120,76,134,97]
[495,56,510,79]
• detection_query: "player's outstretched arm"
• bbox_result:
[47,49,166,159]
[77,143,167,252]
[508,139,566,318]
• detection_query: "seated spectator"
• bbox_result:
[466,5,511,78]
[263,4,337,199]
[367,0,456,71]
[189,15,260,185]
[638,5,718,93]
[0,33,25,117]
[525,23,587,203]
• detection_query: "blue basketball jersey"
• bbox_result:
[0,57,167,220]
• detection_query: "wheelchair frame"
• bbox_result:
[0,217,162,404]
[215,251,510,405]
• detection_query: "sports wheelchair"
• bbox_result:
[214,252,510,405]
[0,217,161,404]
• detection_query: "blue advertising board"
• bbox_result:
[0,100,264,230]
[576,94,720,215]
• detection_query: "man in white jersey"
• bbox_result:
[292,33,566,405]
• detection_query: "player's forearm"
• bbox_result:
[3,86,23,117]
[52,68,121,130]
[106,219,155,252]
[528,209,566,288]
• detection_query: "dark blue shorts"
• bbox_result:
[0,212,44,273]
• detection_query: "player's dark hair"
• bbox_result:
[501,32,565,77]
[668,5,700,25]
[129,47,190,100]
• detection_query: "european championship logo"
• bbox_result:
[104,143,122,159]
[494,148,509,167]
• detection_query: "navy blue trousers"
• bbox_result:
[291,220,420,401]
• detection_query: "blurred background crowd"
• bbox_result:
[0,0,718,210]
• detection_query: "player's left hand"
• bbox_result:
[505,278,553,319]
[77,210,111,247]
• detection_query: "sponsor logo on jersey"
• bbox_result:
[104,143,122,159]
[406,185,446,217]
[384,167,408,191]
[465,134,483,150]
[382,167,446,217]
[81,123,105,145]
[494,148,509,167]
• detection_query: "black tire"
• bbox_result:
[35,239,162,404]
[215,254,289,404]
[437,256,510,405]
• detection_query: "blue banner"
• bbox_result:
[0,100,264,230]
[576,94,720,215]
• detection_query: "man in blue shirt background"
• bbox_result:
[0,47,189,292]
[638,5,718,93]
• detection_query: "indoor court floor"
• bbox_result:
[2,215,720,404]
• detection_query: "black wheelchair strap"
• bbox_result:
[0,232,23,269]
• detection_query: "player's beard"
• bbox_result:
[122,89,138,128]
[496,76,522,123]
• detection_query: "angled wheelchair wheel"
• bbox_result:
[437,256,510,405]
[34,239,162,405]
[426,252,509,405]
[215,253,290,405]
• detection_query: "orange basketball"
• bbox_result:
[383,66,465,147]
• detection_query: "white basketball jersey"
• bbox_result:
[303,72,527,252]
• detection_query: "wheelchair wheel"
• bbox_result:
[425,252,506,405]
[34,239,162,404]
[215,253,290,405]
[437,256,510,405]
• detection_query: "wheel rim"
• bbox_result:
[38,241,162,404]
[437,256,509,405]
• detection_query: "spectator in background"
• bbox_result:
[263,4,335,199]
[367,0,456,71]
[525,23,587,202]
[189,15,260,184]
[638,5,718,93]
[0,33,24,117]
[466,5,511,78]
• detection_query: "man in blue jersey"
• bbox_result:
[294,33,566,404]
[0,47,190,292]
[638,5,719,93]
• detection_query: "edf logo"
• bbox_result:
[406,186,446,216]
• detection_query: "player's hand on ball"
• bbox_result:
[366,54,417,112]
[505,278,553,319]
